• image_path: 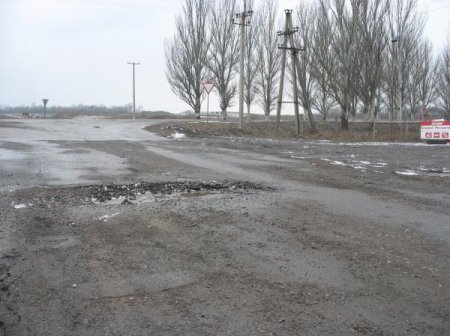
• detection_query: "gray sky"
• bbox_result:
[1,0,449,114]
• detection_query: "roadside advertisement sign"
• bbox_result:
[420,119,450,143]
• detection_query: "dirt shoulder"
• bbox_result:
[146,119,422,142]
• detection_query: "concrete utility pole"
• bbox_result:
[290,42,302,136]
[42,99,49,119]
[276,10,305,136]
[286,13,309,134]
[127,62,140,120]
[233,0,253,129]
[276,11,290,133]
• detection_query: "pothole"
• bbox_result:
[88,180,268,204]
[19,180,271,207]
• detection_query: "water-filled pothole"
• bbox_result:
[88,180,269,204]
[395,165,450,177]
[18,181,271,207]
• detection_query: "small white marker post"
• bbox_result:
[201,80,215,123]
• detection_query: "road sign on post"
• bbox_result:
[42,99,49,119]
[201,80,215,123]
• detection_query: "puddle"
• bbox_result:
[291,156,388,173]
[88,181,267,205]
[170,132,186,140]
[395,166,450,177]
[23,181,270,207]
[100,190,220,206]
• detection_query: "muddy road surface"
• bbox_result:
[1,119,449,335]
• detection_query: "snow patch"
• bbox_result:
[171,132,186,140]
[395,170,419,176]
[331,161,346,166]
[12,203,28,209]
[98,213,120,222]
[311,141,435,147]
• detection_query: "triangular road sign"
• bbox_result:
[202,80,216,94]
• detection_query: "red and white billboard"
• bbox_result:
[420,119,450,143]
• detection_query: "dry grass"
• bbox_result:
[147,119,422,142]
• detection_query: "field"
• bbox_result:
[0,119,449,335]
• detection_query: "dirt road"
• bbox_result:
[1,119,449,335]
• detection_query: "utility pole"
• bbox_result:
[276,11,290,133]
[233,0,253,129]
[276,9,306,136]
[127,62,140,120]
[290,43,302,136]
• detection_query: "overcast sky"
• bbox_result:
[1,0,449,114]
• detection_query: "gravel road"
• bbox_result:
[1,119,449,335]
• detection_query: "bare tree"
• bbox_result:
[208,0,240,120]
[165,0,210,119]
[385,0,424,120]
[382,54,397,120]
[244,0,260,122]
[310,3,336,121]
[357,0,388,125]
[435,41,450,117]
[416,39,437,112]
[311,77,335,122]
[317,0,362,130]
[293,3,317,132]
[404,40,437,119]
[257,0,280,120]
[405,45,422,119]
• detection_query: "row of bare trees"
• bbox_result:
[165,0,450,129]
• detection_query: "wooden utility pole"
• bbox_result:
[233,0,253,129]
[276,10,304,136]
[127,62,140,120]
